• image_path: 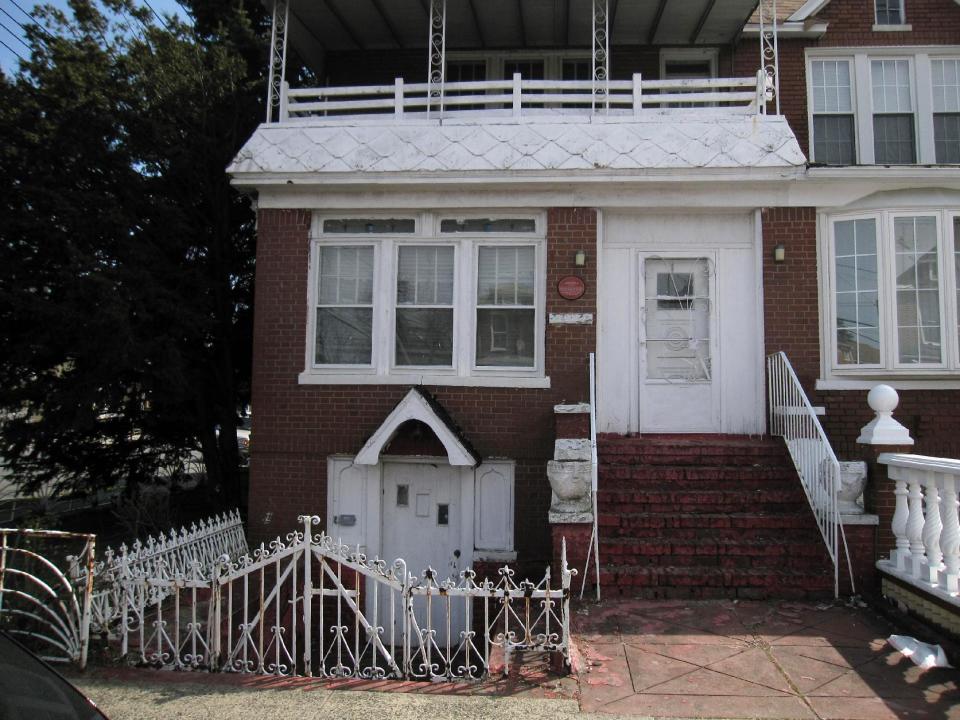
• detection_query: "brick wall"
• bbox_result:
[249,208,597,574]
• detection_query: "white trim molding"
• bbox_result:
[354,388,479,466]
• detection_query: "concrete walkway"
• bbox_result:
[68,599,959,720]
[572,598,959,720]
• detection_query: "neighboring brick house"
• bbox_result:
[230,0,960,599]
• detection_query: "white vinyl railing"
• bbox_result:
[279,71,771,122]
[767,352,854,598]
[877,454,960,604]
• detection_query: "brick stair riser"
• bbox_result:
[597,569,833,590]
[598,466,797,483]
[602,514,819,531]
[599,540,830,559]
[598,525,822,542]
[598,489,805,504]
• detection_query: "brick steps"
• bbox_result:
[596,433,833,600]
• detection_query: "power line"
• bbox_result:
[141,0,170,30]
[0,36,27,63]
[0,20,30,50]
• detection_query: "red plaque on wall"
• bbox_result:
[557,275,586,300]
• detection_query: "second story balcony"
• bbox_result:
[264,0,782,125]
[231,1,802,186]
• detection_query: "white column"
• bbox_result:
[906,477,926,578]
[939,473,960,593]
[427,0,446,117]
[922,471,943,584]
[591,0,609,112]
[891,475,910,569]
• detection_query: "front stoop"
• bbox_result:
[595,434,835,600]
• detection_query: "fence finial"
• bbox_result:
[857,384,914,446]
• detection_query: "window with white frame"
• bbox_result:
[825,209,960,376]
[933,59,960,163]
[872,59,916,163]
[811,59,857,165]
[808,49,960,165]
[875,0,905,26]
[305,213,546,385]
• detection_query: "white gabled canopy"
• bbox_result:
[354,388,479,467]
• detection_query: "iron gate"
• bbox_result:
[117,515,574,680]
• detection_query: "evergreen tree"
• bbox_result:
[0,0,266,507]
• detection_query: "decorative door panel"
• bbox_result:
[639,255,719,432]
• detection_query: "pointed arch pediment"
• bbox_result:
[354,388,480,467]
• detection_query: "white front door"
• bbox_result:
[639,255,720,432]
[381,461,464,643]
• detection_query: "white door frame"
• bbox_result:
[637,250,721,432]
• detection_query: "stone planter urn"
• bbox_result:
[547,460,592,516]
[837,461,867,514]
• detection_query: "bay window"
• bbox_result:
[304,213,547,386]
[825,209,960,377]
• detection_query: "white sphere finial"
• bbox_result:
[867,384,899,415]
[858,384,913,446]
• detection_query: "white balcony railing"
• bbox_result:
[278,71,771,122]
[877,454,960,605]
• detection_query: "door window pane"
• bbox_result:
[644,258,711,381]
[834,219,881,365]
[894,216,942,364]
[396,246,454,366]
[476,246,536,367]
[315,246,375,365]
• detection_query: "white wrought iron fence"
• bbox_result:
[0,528,95,668]
[116,515,574,680]
[84,509,247,633]
[766,351,855,598]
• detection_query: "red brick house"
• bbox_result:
[230,0,960,602]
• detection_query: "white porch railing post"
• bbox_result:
[941,474,960,593]
[892,474,911,569]
[923,472,944,583]
[394,78,404,118]
[632,73,642,116]
[512,73,522,118]
[907,476,926,578]
[279,81,289,122]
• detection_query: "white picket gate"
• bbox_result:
[118,515,574,680]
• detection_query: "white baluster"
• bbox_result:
[922,471,943,584]
[891,475,910,569]
[939,473,960,593]
[907,477,926,579]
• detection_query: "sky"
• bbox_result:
[0,0,185,73]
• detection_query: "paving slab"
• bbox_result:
[572,597,960,719]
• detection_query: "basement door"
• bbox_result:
[639,255,719,432]
[381,461,465,643]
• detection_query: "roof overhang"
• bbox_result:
[281,0,762,61]
[354,388,480,467]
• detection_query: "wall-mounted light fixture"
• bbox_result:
[773,244,786,263]
[574,250,586,267]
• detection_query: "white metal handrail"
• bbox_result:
[280,71,770,121]
[767,352,854,598]
[581,353,600,601]
[877,453,960,603]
